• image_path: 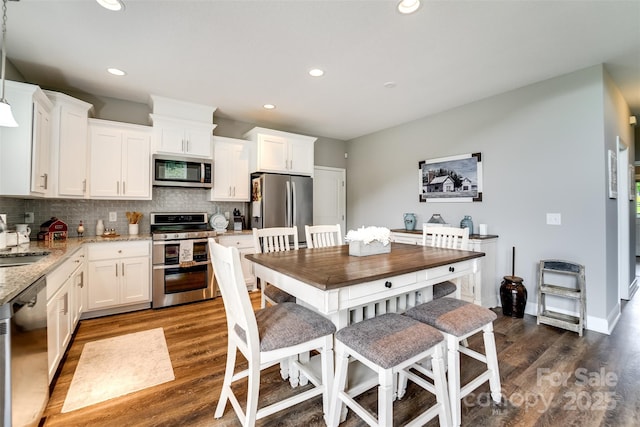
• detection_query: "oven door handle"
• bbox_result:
[152,238,211,246]
[152,260,211,270]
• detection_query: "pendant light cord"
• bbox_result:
[1,0,8,102]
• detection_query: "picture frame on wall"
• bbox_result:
[608,149,617,199]
[629,164,635,201]
[418,152,482,203]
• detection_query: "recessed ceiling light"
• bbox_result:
[97,0,125,11]
[397,0,420,14]
[107,68,126,76]
[263,104,276,110]
[309,68,324,77]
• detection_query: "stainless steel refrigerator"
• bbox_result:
[250,173,313,245]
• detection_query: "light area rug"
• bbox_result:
[62,327,175,413]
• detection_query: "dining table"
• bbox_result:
[246,242,485,330]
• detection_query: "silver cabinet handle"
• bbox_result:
[115,263,118,277]
[123,181,126,195]
[82,179,86,192]
[122,262,125,276]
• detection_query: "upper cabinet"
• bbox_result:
[210,136,252,202]
[148,95,216,158]
[44,90,94,198]
[243,127,316,176]
[88,119,152,200]
[0,81,53,197]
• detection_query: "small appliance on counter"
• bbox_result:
[37,217,68,241]
[233,208,244,231]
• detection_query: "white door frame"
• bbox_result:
[617,136,634,300]
[313,166,346,233]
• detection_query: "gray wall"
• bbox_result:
[346,65,634,334]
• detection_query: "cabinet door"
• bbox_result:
[185,127,212,157]
[288,137,314,175]
[71,268,85,328]
[121,256,150,304]
[232,142,251,200]
[211,140,233,200]
[47,298,60,382]
[257,133,288,172]
[31,100,52,195]
[89,126,122,197]
[157,125,186,154]
[121,130,151,199]
[58,107,88,197]
[88,260,120,309]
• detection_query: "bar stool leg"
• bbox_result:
[483,323,502,403]
[379,369,394,427]
[446,334,463,427]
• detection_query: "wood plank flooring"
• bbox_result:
[43,291,640,426]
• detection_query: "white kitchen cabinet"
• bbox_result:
[46,247,85,382]
[216,233,257,291]
[86,241,151,311]
[88,119,152,199]
[0,80,53,197]
[210,136,252,201]
[390,230,499,307]
[45,90,93,198]
[149,114,215,158]
[243,127,316,176]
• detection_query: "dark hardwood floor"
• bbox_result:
[43,289,640,426]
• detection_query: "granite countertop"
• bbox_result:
[0,234,152,305]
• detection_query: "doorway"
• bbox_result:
[618,136,636,300]
[313,166,346,233]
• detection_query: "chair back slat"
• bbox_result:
[305,224,343,248]
[253,226,299,253]
[422,225,469,250]
[208,238,260,355]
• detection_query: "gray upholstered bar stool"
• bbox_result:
[402,298,501,427]
[328,313,452,427]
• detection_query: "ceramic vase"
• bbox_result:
[404,213,416,231]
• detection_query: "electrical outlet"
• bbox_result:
[24,212,34,223]
[109,211,117,222]
[546,213,561,225]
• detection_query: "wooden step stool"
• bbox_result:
[537,260,586,336]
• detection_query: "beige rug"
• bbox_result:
[62,327,175,413]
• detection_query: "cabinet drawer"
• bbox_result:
[217,235,254,250]
[47,247,84,300]
[87,241,150,261]
[348,272,417,300]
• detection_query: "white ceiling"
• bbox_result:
[7,0,640,141]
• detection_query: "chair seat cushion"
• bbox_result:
[236,302,336,352]
[433,281,457,299]
[405,298,497,337]
[335,313,443,369]
[264,283,296,303]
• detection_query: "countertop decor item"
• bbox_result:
[404,213,416,231]
[210,213,229,232]
[126,211,143,224]
[345,226,391,256]
[426,214,447,227]
[77,221,84,238]
[95,219,104,236]
[460,215,474,235]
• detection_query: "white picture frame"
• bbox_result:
[418,152,483,203]
[629,164,635,201]
[608,150,617,199]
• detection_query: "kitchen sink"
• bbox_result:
[0,254,49,268]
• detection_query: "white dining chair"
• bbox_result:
[252,226,299,308]
[209,239,336,426]
[422,225,470,299]
[305,224,343,248]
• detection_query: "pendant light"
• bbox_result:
[0,0,17,128]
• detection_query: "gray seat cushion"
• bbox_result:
[236,302,336,352]
[264,283,296,303]
[335,313,444,369]
[433,281,457,299]
[405,297,497,337]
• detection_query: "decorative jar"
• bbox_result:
[403,213,416,231]
[460,215,474,235]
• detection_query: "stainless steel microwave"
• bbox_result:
[153,155,213,188]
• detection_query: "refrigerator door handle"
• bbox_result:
[292,181,297,226]
[286,180,291,227]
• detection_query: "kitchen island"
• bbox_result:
[246,242,484,329]
[0,234,151,305]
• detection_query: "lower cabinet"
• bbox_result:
[216,233,257,291]
[390,230,499,307]
[46,247,85,383]
[87,241,151,310]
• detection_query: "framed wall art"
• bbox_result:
[418,152,483,202]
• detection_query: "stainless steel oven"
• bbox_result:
[151,213,217,308]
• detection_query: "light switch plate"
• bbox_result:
[546,213,561,225]
[109,211,117,222]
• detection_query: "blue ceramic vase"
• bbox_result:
[404,213,416,231]
[460,215,474,235]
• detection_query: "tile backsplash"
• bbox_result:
[0,187,247,237]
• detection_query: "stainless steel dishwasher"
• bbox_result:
[0,276,48,427]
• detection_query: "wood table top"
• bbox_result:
[245,242,484,291]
